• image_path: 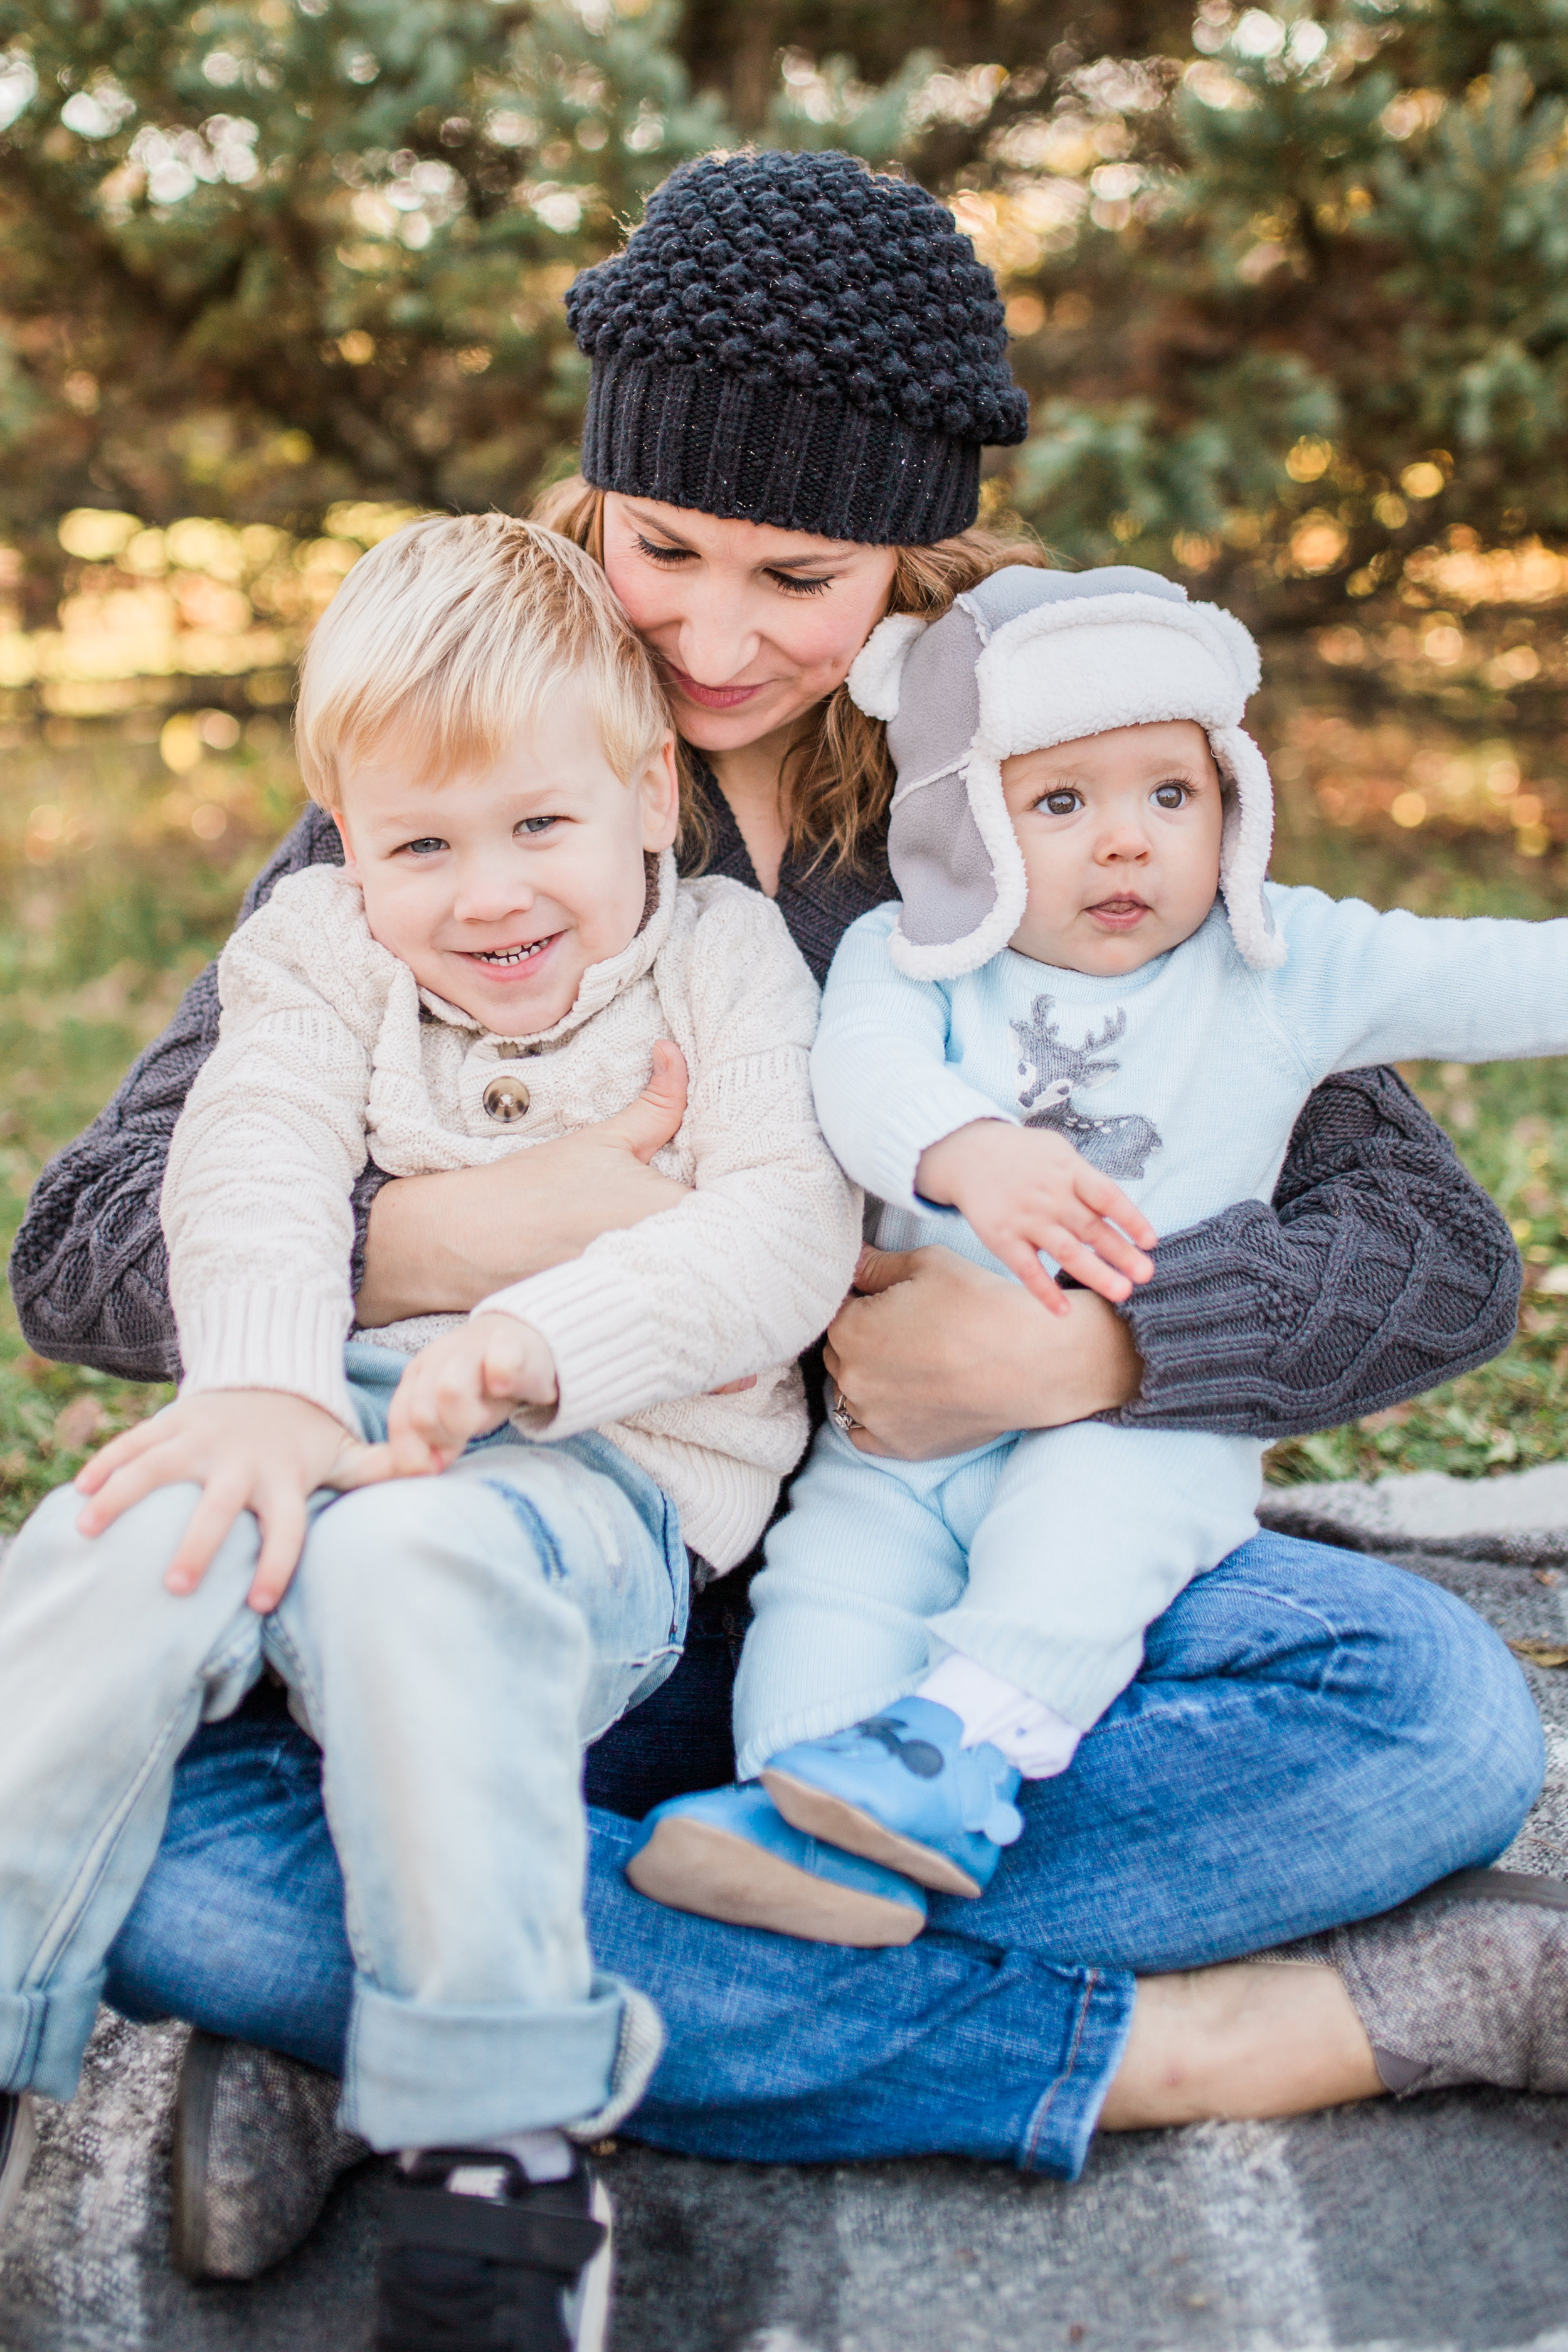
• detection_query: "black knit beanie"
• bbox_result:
[566,149,1029,546]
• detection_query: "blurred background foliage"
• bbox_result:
[4,0,1568,1527]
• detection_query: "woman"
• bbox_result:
[10,149,1563,2329]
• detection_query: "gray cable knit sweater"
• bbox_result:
[8,782,1522,1431]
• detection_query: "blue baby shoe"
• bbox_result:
[625,1783,927,1947]
[762,1698,1024,1898]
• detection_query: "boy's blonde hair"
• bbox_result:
[294,512,672,811]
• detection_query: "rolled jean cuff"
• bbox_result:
[341,1971,638,2151]
[1015,1961,1136,2180]
[627,1945,1135,2183]
[0,1970,106,2100]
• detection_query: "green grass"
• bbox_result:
[1,694,1565,1533]
[0,713,305,1532]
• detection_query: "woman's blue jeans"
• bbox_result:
[105,1534,1543,2183]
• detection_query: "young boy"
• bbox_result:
[628,563,1568,1944]
[0,516,861,2350]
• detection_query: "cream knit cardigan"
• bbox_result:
[161,852,862,1572]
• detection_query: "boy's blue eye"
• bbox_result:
[519,815,557,836]
[400,837,446,856]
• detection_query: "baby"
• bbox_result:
[0,517,860,2341]
[629,563,1568,1945]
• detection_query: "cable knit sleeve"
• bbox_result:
[6,805,368,1380]
[476,884,864,1438]
[161,867,401,1433]
[1115,1066,1522,1438]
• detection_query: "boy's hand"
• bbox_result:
[916,1120,1157,1317]
[73,1389,374,1612]
[380,1311,559,1476]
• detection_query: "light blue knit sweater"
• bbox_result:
[812,885,1568,1270]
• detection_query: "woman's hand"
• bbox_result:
[73,1391,376,1613]
[824,1244,1144,1461]
[355,1041,692,1326]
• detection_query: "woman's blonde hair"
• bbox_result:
[531,474,1048,874]
[295,511,672,813]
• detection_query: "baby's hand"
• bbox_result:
[73,1389,374,1612]
[380,1311,559,1476]
[915,1121,1157,1317]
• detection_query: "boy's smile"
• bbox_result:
[1000,719,1227,977]
[331,678,679,1035]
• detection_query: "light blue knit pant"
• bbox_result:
[733,1417,1263,1780]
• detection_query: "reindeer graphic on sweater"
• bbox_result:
[1012,995,1162,1182]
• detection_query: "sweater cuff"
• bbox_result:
[845,1078,1015,1214]
[475,1262,671,1439]
[176,1286,359,1434]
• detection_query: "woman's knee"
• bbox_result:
[1396,1567,1544,1852]
[1237,1532,1544,1853]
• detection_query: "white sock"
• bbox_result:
[422,2127,576,2197]
[917,1652,1081,1779]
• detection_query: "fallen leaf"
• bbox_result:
[52,1395,107,1451]
[1508,1638,1568,1668]
[1537,1570,1564,1587]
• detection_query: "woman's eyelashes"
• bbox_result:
[631,533,833,598]
[765,569,832,597]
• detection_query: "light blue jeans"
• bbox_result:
[734,1416,1262,1774]
[0,1344,688,2149]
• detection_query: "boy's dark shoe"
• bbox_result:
[375,2149,612,2352]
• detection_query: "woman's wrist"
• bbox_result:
[355,1168,549,1325]
[824,1245,1144,1462]
[354,1136,692,1328]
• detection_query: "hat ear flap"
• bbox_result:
[888,754,1029,979]
[846,613,929,720]
[1214,726,1285,970]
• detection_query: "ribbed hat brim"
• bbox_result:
[581,357,982,545]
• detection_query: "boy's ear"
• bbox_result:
[638,734,681,855]
[331,809,359,877]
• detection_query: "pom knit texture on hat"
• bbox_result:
[567,149,1029,544]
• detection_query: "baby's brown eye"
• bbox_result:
[1153,784,1188,810]
[1042,790,1079,817]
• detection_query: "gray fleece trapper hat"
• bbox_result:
[846,564,1284,979]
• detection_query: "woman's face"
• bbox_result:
[601,493,899,755]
